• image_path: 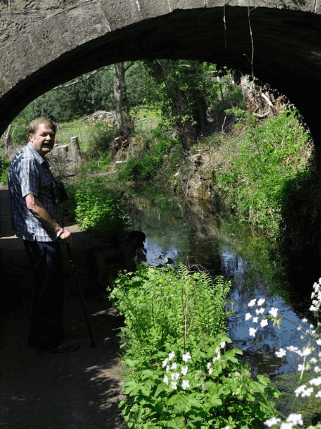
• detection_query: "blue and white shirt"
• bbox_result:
[8,142,62,242]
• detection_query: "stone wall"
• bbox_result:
[1,0,321,146]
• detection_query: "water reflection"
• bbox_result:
[222,248,312,376]
[128,195,314,376]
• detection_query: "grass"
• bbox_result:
[55,118,93,149]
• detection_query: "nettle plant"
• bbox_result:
[245,278,321,428]
[110,264,280,428]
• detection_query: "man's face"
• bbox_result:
[29,123,55,158]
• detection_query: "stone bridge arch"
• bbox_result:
[1,0,321,152]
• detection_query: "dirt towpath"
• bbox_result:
[0,184,127,429]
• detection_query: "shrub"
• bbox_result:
[0,152,10,184]
[64,178,132,238]
[215,108,312,238]
[85,123,117,159]
[118,127,183,182]
[110,264,280,428]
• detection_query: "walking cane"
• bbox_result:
[65,244,96,348]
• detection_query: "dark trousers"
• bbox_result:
[24,240,65,350]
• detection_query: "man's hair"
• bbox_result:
[28,117,57,136]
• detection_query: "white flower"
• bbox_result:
[182,379,190,390]
[302,387,314,397]
[302,347,312,356]
[207,362,212,370]
[208,368,213,375]
[298,364,305,371]
[264,417,281,427]
[269,307,278,317]
[182,352,191,362]
[315,390,321,398]
[275,348,286,358]
[248,299,256,307]
[162,358,169,368]
[253,317,259,323]
[294,385,306,396]
[256,307,265,315]
[286,414,303,426]
[249,327,258,337]
[316,339,321,345]
[163,375,169,385]
[171,362,177,370]
[168,351,175,360]
[213,351,221,362]
[258,298,265,306]
[314,366,321,373]
[310,357,317,364]
[171,381,177,390]
[295,384,313,397]
[309,376,321,386]
[261,319,268,328]
[171,372,180,380]
[245,313,252,321]
[181,366,188,376]
[220,341,226,348]
[287,346,300,354]
[280,423,293,429]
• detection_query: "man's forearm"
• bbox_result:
[25,194,62,234]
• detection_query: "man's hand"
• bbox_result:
[57,228,72,246]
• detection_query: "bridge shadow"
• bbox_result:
[277,162,321,313]
[0,186,127,429]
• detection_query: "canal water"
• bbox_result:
[125,193,316,379]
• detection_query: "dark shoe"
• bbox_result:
[39,339,80,354]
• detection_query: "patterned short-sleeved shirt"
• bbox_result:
[8,142,62,242]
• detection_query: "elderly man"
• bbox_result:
[8,117,79,353]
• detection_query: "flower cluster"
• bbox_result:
[310,278,321,313]
[245,278,321,428]
[162,351,191,390]
[265,413,303,428]
[207,340,226,375]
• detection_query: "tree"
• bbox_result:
[143,60,211,148]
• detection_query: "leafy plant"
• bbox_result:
[110,264,280,428]
[85,123,117,159]
[0,152,10,184]
[64,178,132,238]
[215,108,312,238]
[117,127,183,182]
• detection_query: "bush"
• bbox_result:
[215,108,312,238]
[118,128,183,182]
[0,152,10,184]
[85,123,117,159]
[64,178,132,238]
[110,264,280,428]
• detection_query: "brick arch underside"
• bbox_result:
[1,6,321,143]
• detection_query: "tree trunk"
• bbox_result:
[113,62,130,133]
[4,123,12,156]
